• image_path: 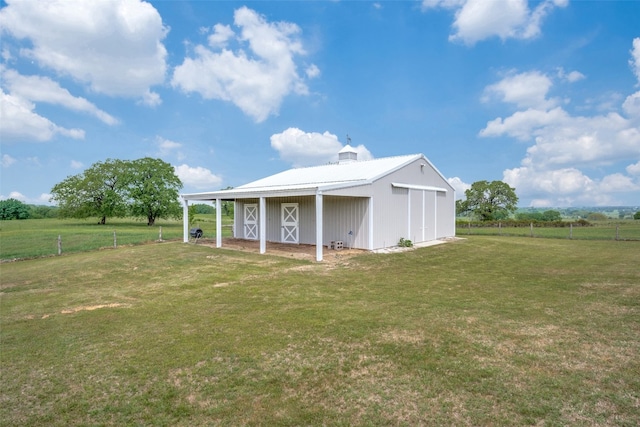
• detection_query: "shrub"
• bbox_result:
[398,238,413,247]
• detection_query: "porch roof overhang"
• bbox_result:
[181,180,373,201]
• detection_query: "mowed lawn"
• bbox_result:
[1,237,638,426]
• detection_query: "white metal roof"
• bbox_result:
[182,154,428,200]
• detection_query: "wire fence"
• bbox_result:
[456,221,640,241]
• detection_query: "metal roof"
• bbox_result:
[182,154,424,200]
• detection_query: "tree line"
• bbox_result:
[49,158,182,225]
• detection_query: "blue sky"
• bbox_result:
[1,0,639,207]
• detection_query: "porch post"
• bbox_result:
[216,198,222,248]
[182,198,189,243]
[368,197,374,250]
[315,192,323,262]
[259,197,266,254]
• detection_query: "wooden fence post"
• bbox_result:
[159,226,163,241]
[113,231,117,248]
[57,235,62,255]
[569,223,573,239]
[530,223,533,237]
[499,222,502,235]
[616,225,619,241]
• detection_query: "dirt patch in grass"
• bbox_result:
[31,303,131,319]
[198,237,367,267]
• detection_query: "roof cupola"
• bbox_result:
[338,144,358,164]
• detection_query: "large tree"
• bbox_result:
[0,198,30,220]
[457,180,518,221]
[125,157,182,226]
[51,159,129,224]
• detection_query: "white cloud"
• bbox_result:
[422,0,567,45]
[557,67,586,83]
[0,88,85,142]
[482,70,556,109]
[7,191,27,202]
[155,136,184,160]
[622,91,640,119]
[480,41,640,206]
[208,24,234,48]
[270,127,373,167]
[174,164,223,190]
[447,176,471,199]
[0,191,54,204]
[627,161,640,176]
[630,37,640,83]
[0,0,167,104]
[1,68,118,125]
[1,154,16,167]
[172,6,318,123]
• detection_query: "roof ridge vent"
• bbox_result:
[338,141,358,164]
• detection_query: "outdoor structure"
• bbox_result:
[181,146,456,261]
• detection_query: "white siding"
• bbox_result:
[322,196,370,249]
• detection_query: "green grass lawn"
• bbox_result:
[457,220,640,240]
[1,236,638,425]
[0,215,233,261]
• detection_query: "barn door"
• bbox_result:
[281,203,299,244]
[244,204,258,240]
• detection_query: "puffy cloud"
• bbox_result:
[172,7,318,122]
[155,136,184,160]
[0,88,84,142]
[481,39,640,206]
[627,161,640,176]
[270,127,373,168]
[6,191,27,202]
[174,164,222,190]
[1,68,118,125]
[622,91,640,119]
[0,0,167,103]
[480,107,568,141]
[630,37,640,83]
[422,0,567,45]
[557,67,586,83]
[482,70,556,109]
[447,176,471,199]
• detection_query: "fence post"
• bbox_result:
[530,222,533,237]
[569,223,573,239]
[57,235,62,255]
[499,221,502,236]
[468,221,471,235]
[616,224,619,241]
[159,226,163,241]
[113,230,117,248]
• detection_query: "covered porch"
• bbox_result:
[181,188,373,262]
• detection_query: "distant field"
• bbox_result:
[0,215,233,261]
[3,217,638,261]
[457,220,640,240]
[1,236,638,425]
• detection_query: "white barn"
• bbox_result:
[181,146,456,261]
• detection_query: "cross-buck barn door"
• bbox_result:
[244,204,258,240]
[281,203,299,244]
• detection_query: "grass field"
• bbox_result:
[457,220,640,241]
[0,215,232,261]
[1,236,638,425]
